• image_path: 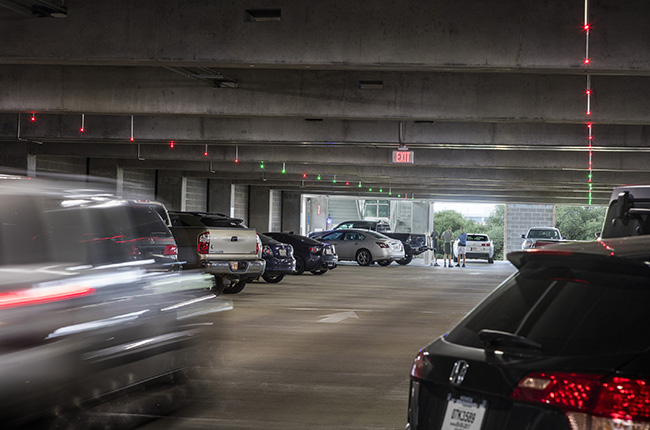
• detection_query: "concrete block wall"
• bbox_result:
[505,204,555,256]
[270,189,282,232]
[123,169,155,200]
[185,177,207,211]
[232,184,249,224]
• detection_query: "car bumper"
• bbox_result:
[201,260,266,276]
[375,249,406,261]
[264,257,296,275]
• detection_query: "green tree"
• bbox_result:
[433,209,466,233]
[555,206,606,240]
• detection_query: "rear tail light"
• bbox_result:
[376,242,389,249]
[512,372,650,429]
[127,245,142,257]
[198,232,210,254]
[410,350,431,379]
[256,235,262,257]
[0,285,95,310]
[263,244,273,257]
[309,246,322,254]
[163,244,178,256]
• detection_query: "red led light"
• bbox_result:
[583,24,591,31]
[204,151,208,156]
[584,58,591,65]
[302,173,307,178]
[79,127,85,133]
[234,158,239,163]
[170,140,175,148]
[130,137,134,142]
[346,182,350,186]
[586,89,591,95]
[30,114,36,122]
[588,135,593,140]
[586,111,592,116]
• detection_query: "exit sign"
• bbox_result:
[392,150,414,164]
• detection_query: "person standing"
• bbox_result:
[430,229,440,266]
[441,227,454,268]
[456,227,467,267]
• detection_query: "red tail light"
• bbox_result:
[512,372,650,427]
[0,285,95,310]
[309,246,321,253]
[163,244,178,256]
[376,242,389,249]
[262,244,273,257]
[198,232,210,254]
[410,350,431,379]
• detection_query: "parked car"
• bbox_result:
[311,220,428,265]
[258,233,296,283]
[521,226,563,249]
[169,211,265,294]
[600,184,650,238]
[318,228,404,266]
[0,175,230,427]
[407,235,650,430]
[453,233,495,263]
[264,232,337,275]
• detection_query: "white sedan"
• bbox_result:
[453,233,495,264]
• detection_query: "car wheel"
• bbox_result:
[262,274,285,283]
[356,249,372,266]
[212,276,226,295]
[310,268,328,275]
[488,256,494,264]
[377,260,391,266]
[396,254,413,265]
[223,280,246,294]
[293,255,306,275]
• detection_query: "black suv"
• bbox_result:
[407,236,650,430]
[601,184,650,238]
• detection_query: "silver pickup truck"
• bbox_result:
[169,212,265,294]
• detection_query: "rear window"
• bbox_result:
[445,260,650,356]
[528,229,560,239]
[467,234,488,242]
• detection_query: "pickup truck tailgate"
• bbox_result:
[207,228,259,258]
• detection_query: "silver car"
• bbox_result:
[319,229,404,266]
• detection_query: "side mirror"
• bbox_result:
[521,234,526,239]
[614,191,631,219]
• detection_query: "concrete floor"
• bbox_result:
[143,259,516,429]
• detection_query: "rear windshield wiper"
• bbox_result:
[478,329,543,355]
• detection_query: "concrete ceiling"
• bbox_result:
[1,0,650,205]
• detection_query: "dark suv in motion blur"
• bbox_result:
[265,232,337,275]
[408,236,650,430]
[0,175,227,427]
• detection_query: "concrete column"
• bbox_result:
[248,186,272,232]
[282,191,301,233]
[505,204,555,256]
[156,170,184,210]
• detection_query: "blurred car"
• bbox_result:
[407,236,650,430]
[453,233,495,263]
[318,228,404,266]
[264,232,337,275]
[258,233,296,283]
[0,175,230,427]
[521,226,563,249]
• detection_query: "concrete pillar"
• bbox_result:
[282,191,301,233]
[207,179,231,215]
[156,170,184,210]
[248,186,272,232]
[505,204,555,256]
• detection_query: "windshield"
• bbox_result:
[445,261,650,356]
[528,229,560,239]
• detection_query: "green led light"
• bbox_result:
[358,182,362,188]
[317,174,321,180]
[333,179,337,183]
[397,194,401,198]
[368,188,372,192]
[260,161,265,169]
[379,188,383,193]
[389,191,392,195]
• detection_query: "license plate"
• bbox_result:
[440,395,487,430]
[470,247,477,252]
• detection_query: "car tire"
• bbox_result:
[223,280,246,294]
[396,255,413,265]
[356,249,372,266]
[377,260,391,266]
[310,268,328,275]
[212,276,226,295]
[262,274,285,283]
[293,255,306,275]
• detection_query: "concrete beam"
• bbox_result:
[2,66,650,124]
[1,0,649,74]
